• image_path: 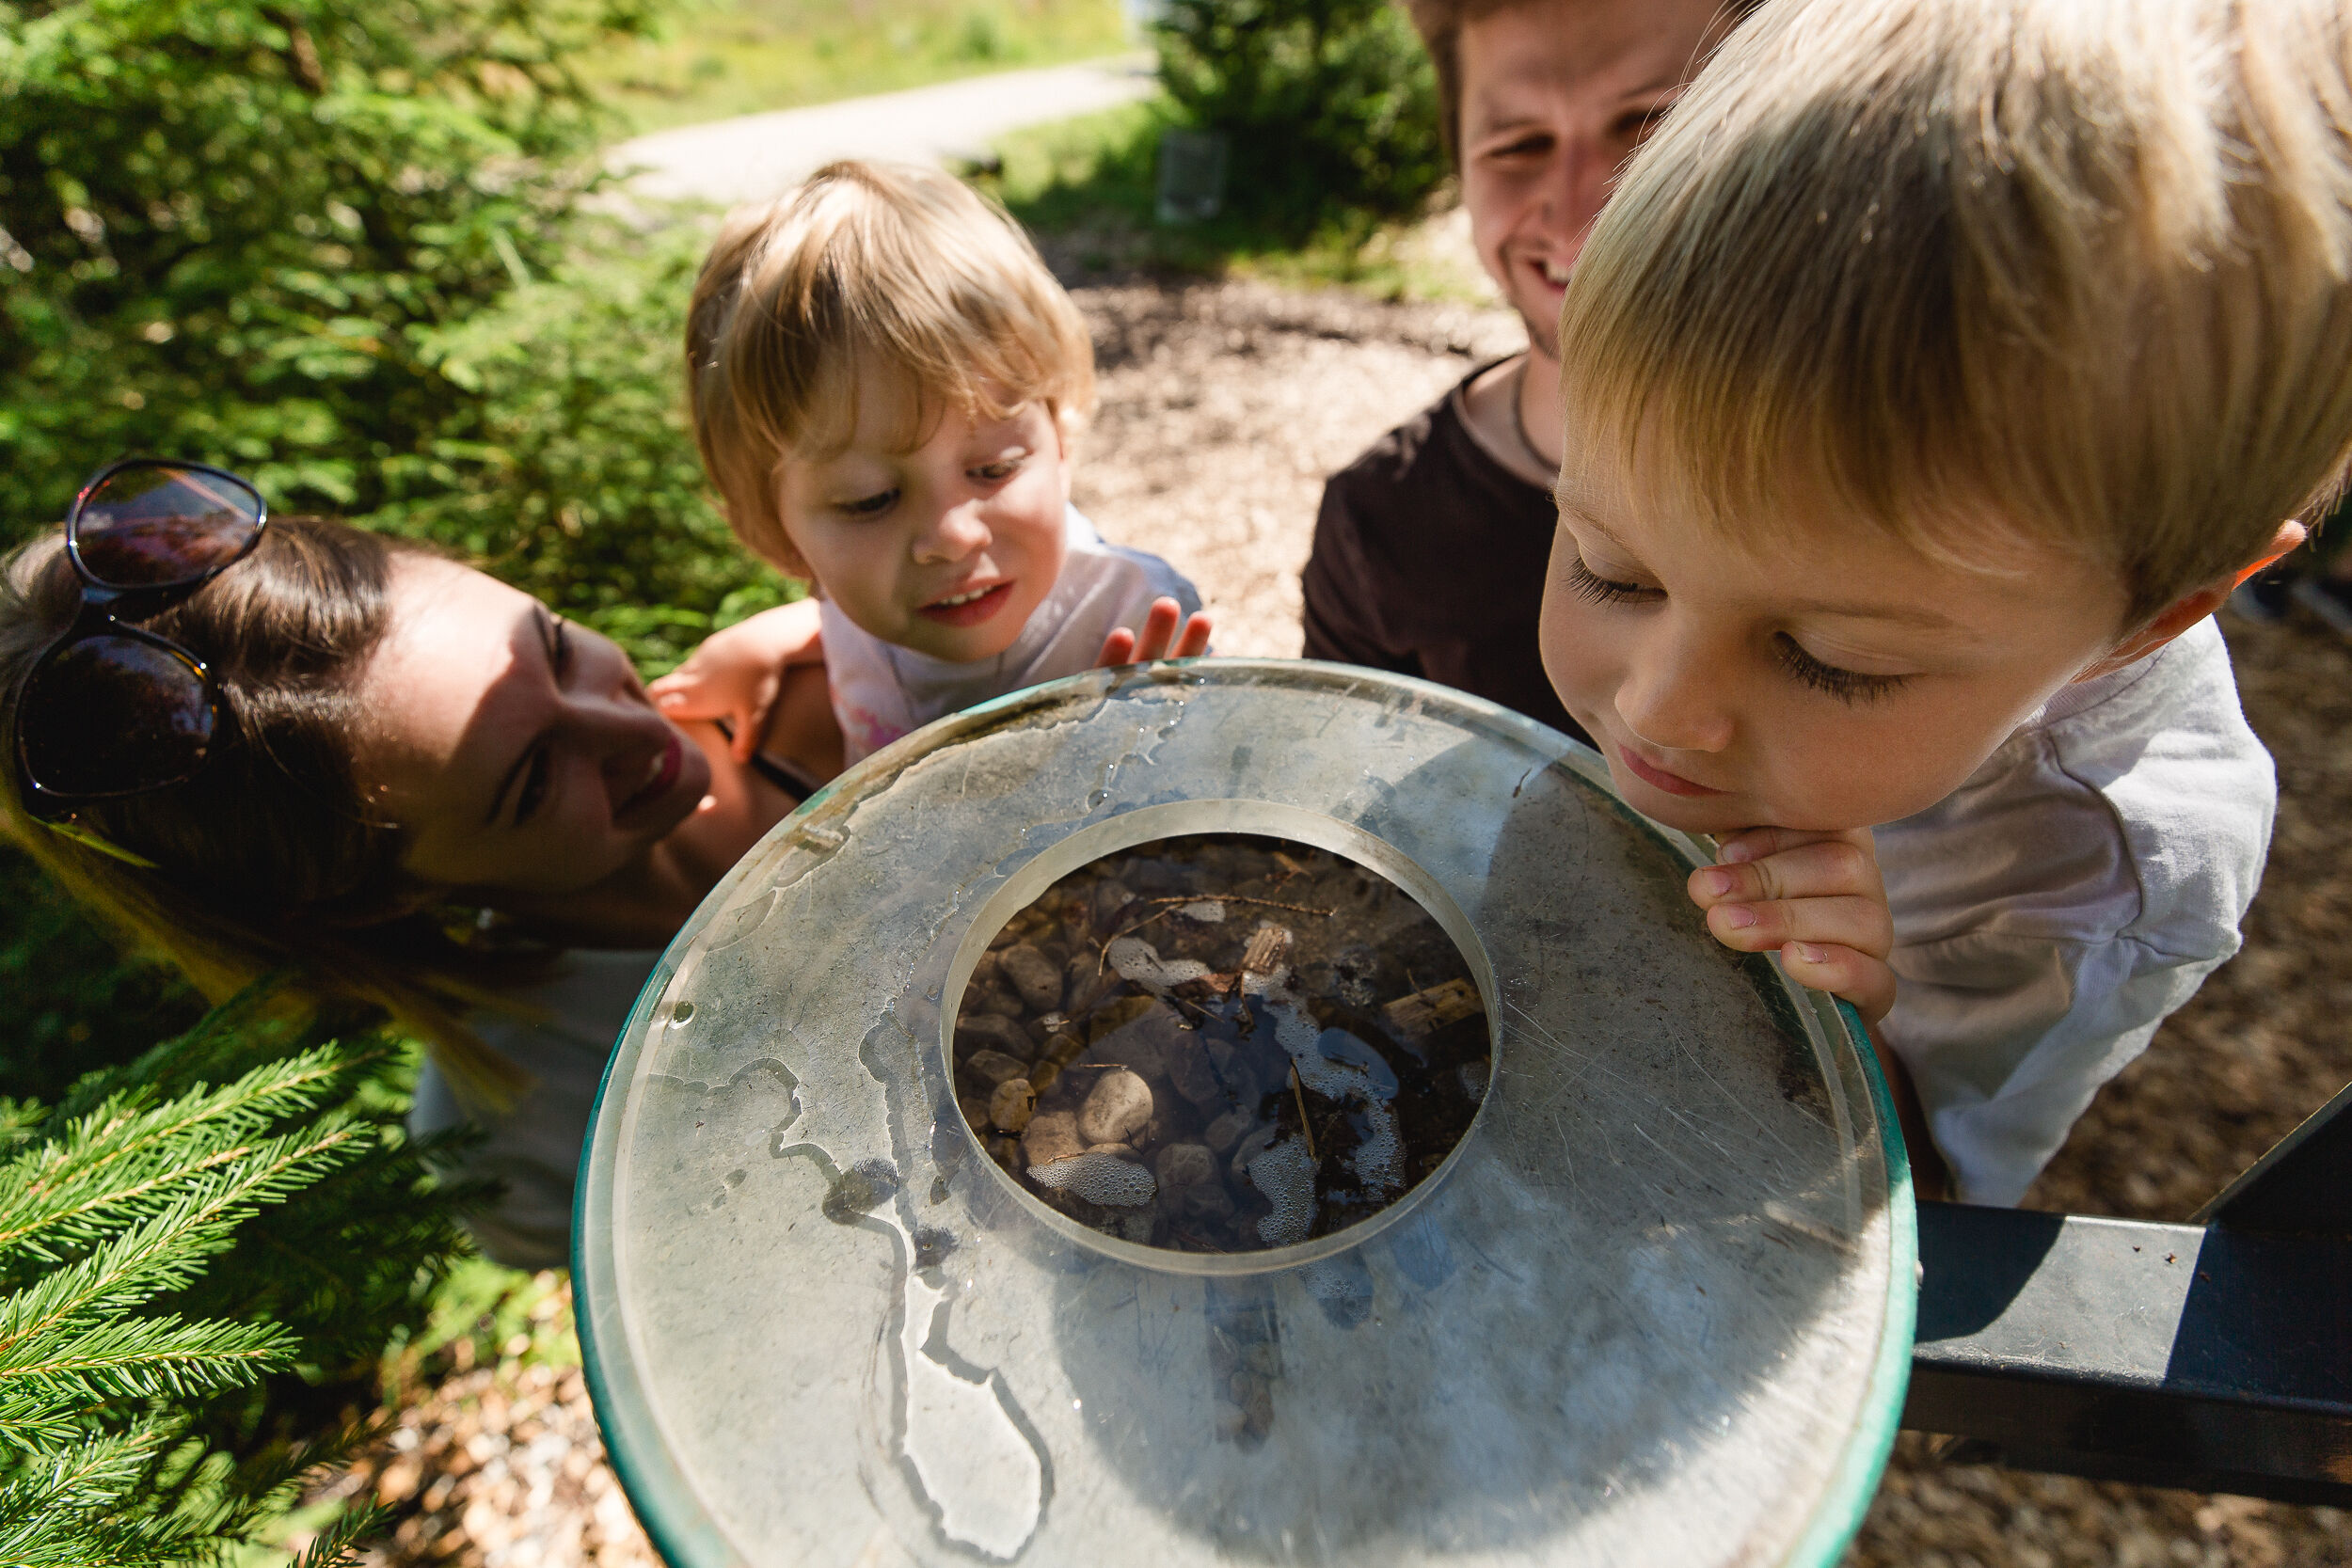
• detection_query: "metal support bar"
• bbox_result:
[1903,1201,2352,1503]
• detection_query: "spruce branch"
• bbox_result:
[0,1048,359,1268]
[0,1119,368,1379]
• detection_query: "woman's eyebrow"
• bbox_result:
[482,611,560,827]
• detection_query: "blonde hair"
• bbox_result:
[687,160,1097,574]
[1558,0,2352,627]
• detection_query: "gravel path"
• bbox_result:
[349,273,2352,1568]
[607,56,1155,207]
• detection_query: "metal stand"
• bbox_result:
[1904,1082,2352,1503]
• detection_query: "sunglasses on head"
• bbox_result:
[13,457,268,865]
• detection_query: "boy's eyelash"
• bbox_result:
[1567,558,1655,605]
[1773,636,1910,705]
[838,488,898,516]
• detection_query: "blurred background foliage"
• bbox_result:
[0,0,795,674]
[1154,0,1442,230]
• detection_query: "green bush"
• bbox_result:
[0,997,470,1566]
[1153,0,1444,231]
[0,0,791,667]
[385,223,803,673]
[2,0,641,527]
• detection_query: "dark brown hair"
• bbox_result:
[0,515,529,1100]
[1405,0,1765,166]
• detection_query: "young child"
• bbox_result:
[1301,0,1755,738]
[653,161,1209,765]
[1540,0,2349,1204]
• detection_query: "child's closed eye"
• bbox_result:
[1566,557,1659,605]
[1773,636,1910,704]
[968,451,1028,483]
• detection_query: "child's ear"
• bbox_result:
[2075,518,2307,680]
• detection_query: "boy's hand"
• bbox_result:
[1096,597,1212,667]
[647,599,824,764]
[1687,826,1897,1025]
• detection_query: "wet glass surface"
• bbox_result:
[577,661,1914,1568]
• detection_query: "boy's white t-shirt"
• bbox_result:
[1874,616,2274,1206]
[820,504,1202,763]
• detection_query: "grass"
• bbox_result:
[580,0,1137,135]
[980,100,1493,304]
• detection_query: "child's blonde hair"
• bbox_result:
[1559,0,2352,627]
[687,160,1097,573]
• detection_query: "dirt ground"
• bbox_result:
[351,274,2352,1567]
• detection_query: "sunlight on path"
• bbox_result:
[609,56,1153,207]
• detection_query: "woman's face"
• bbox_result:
[353,557,713,898]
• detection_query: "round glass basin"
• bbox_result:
[574,659,1915,1568]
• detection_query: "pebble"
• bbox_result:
[1095,1001,1184,1080]
[1021,1110,1084,1168]
[1091,879,1135,930]
[1077,1069,1154,1146]
[959,1096,989,1133]
[961,1049,1030,1088]
[1164,1033,1225,1110]
[955,1015,1032,1061]
[1201,1108,1254,1155]
[998,943,1064,1013]
[988,1079,1035,1133]
[1062,950,1109,1015]
[1152,1141,1219,1190]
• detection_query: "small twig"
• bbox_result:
[1290,1066,1317,1163]
[1167,992,1218,1023]
[1133,892,1336,918]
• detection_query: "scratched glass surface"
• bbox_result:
[578,659,1906,1568]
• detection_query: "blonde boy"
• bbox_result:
[1543,0,2351,1201]
[659,162,1206,764]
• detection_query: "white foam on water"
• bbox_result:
[1104,936,1215,994]
[1029,1151,1158,1208]
[1243,969,1406,1199]
[1247,1133,1318,1247]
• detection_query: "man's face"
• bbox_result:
[1538,450,2135,836]
[1456,0,1733,357]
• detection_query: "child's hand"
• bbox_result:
[1096,597,1212,667]
[647,600,824,764]
[1686,826,1897,1025]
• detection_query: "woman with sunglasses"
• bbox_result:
[0,460,842,1266]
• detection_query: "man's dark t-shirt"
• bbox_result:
[1302,364,1592,746]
